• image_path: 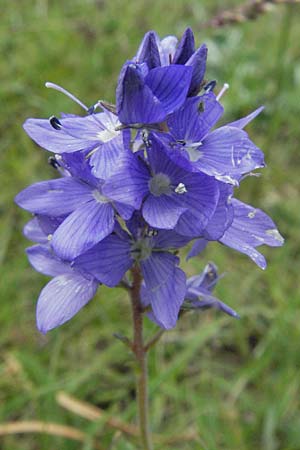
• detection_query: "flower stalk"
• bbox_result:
[130,266,153,450]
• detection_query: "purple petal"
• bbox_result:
[141,251,178,292]
[141,252,186,329]
[26,244,72,276]
[73,233,133,287]
[186,44,208,96]
[102,153,150,209]
[186,239,208,260]
[90,134,124,180]
[158,35,178,66]
[173,173,220,236]
[187,263,219,292]
[167,93,224,143]
[52,201,115,260]
[194,126,265,184]
[145,64,193,115]
[116,62,166,124]
[114,201,134,221]
[227,106,264,129]
[36,273,98,333]
[135,31,161,69]
[15,178,93,216]
[220,199,284,269]
[37,215,65,235]
[23,113,109,154]
[203,182,234,240]
[152,230,192,249]
[143,194,186,229]
[23,218,48,244]
[172,28,195,64]
[185,290,239,318]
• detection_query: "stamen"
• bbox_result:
[204,80,217,93]
[48,156,60,169]
[216,83,229,101]
[174,182,187,194]
[148,229,158,237]
[45,82,88,111]
[49,115,62,130]
[168,53,172,64]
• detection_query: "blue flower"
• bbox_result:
[73,226,189,329]
[23,217,99,333]
[116,61,193,125]
[16,28,284,333]
[135,28,207,96]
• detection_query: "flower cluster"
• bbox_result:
[16,28,284,333]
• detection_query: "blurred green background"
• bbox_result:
[1,0,300,449]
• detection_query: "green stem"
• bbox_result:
[130,266,153,450]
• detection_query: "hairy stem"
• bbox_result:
[130,265,153,450]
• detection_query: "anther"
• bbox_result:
[148,229,158,237]
[175,183,187,194]
[48,156,60,169]
[49,116,62,130]
[142,129,150,147]
[204,80,217,93]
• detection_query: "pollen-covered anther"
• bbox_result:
[174,182,187,194]
[49,116,62,130]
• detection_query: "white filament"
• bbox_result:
[216,83,229,101]
[45,82,88,111]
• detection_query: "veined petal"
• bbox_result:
[114,201,134,220]
[102,153,150,209]
[228,106,264,129]
[26,244,72,276]
[220,199,284,269]
[116,62,166,124]
[15,178,93,216]
[195,126,265,184]
[140,251,178,290]
[167,93,223,143]
[23,218,48,244]
[173,173,220,236]
[135,30,161,69]
[152,230,192,249]
[143,194,186,229]
[90,134,124,180]
[145,64,193,114]
[73,233,133,287]
[203,183,234,240]
[36,273,98,333]
[186,44,208,96]
[172,27,195,64]
[23,113,109,154]
[141,253,186,329]
[52,201,115,260]
[186,239,208,260]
